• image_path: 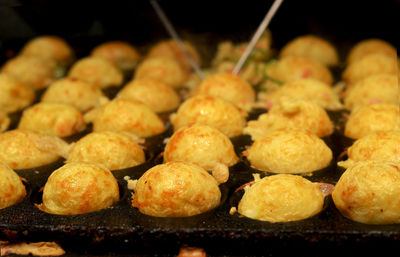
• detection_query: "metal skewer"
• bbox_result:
[150,0,205,79]
[232,0,284,75]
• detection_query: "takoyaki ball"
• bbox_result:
[344,103,400,139]
[116,78,180,113]
[193,73,255,111]
[244,98,334,140]
[67,131,145,170]
[258,78,343,111]
[212,30,272,66]
[237,30,273,62]
[332,160,400,224]
[0,73,35,114]
[0,162,26,209]
[134,57,188,89]
[41,78,109,112]
[68,57,123,88]
[38,162,119,215]
[1,56,59,90]
[170,95,247,138]
[338,131,400,169]
[91,41,141,72]
[146,40,201,72]
[266,56,334,85]
[342,53,398,85]
[132,161,221,217]
[0,129,65,170]
[280,35,339,66]
[247,128,332,174]
[238,174,325,223]
[343,74,399,110]
[347,39,397,64]
[164,124,238,171]
[0,112,10,132]
[18,102,86,138]
[92,99,165,138]
[20,35,74,67]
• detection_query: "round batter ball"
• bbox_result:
[343,74,398,110]
[344,103,400,139]
[342,53,398,85]
[244,98,334,140]
[132,161,221,217]
[258,78,343,110]
[91,41,141,71]
[146,39,201,72]
[332,160,400,224]
[247,128,332,174]
[67,131,145,170]
[212,30,272,66]
[266,56,333,85]
[134,57,188,88]
[193,73,255,111]
[238,174,325,223]
[0,73,35,114]
[92,99,165,138]
[0,162,26,209]
[338,131,400,169]
[39,162,120,215]
[18,102,86,138]
[280,35,339,66]
[117,78,180,113]
[0,129,63,169]
[347,39,397,64]
[170,95,247,138]
[20,35,74,67]
[68,57,123,88]
[1,55,60,90]
[164,125,238,170]
[41,77,109,112]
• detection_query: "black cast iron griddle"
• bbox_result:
[0,35,400,256]
[1,110,400,256]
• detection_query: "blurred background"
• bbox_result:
[0,0,398,63]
